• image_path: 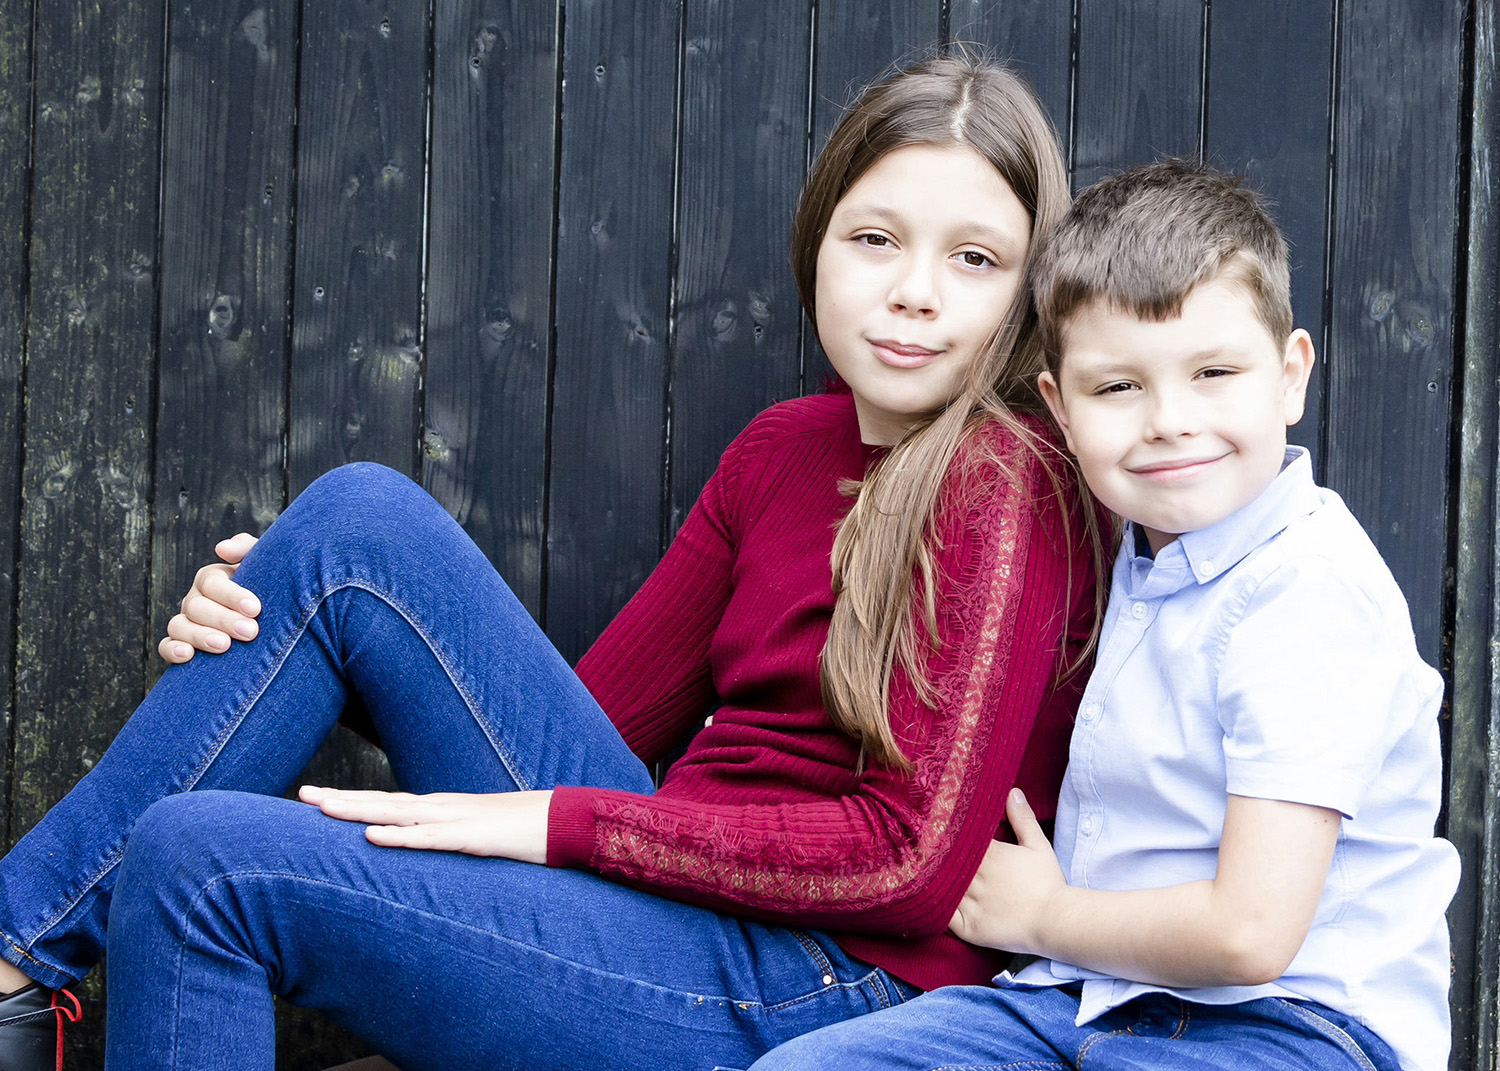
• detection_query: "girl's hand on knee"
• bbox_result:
[158,533,262,663]
[948,790,1065,953]
[299,785,553,865]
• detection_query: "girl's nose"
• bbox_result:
[887,256,940,317]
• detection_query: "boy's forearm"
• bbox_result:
[953,793,1338,990]
[1034,880,1291,989]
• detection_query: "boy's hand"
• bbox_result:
[949,789,1064,952]
[158,533,262,663]
[952,792,1340,987]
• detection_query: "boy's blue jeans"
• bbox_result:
[0,463,917,1070]
[747,981,1403,1071]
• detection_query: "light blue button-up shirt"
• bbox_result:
[1012,448,1458,1071]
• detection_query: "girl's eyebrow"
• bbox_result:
[835,203,1024,256]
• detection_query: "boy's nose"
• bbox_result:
[887,256,940,317]
[1144,390,1200,439]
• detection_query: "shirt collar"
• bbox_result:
[1122,447,1323,593]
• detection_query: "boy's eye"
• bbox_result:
[1197,367,1235,380]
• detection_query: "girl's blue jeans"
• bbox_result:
[0,463,918,1070]
[746,981,1403,1071]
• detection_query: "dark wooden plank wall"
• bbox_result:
[14,0,167,1058]
[0,0,32,846]
[1450,0,1499,1063]
[0,3,1491,1068]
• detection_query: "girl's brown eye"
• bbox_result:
[961,251,992,267]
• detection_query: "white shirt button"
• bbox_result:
[1080,815,1096,835]
[1131,601,1148,619]
[1196,559,1216,579]
[1081,701,1100,722]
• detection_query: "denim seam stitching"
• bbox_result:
[924,1056,1068,1062]
[790,929,835,977]
[320,578,531,789]
[1075,1023,1133,1061]
[0,932,61,980]
[1281,1001,1379,1070]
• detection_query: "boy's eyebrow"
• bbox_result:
[835,202,1025,255]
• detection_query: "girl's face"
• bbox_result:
[814,143,1032,445]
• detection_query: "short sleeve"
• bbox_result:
[1216,555,1416,818]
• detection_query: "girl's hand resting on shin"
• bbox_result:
[159,533,262,663]
[300,785,553,865]
[948,789,1065,954]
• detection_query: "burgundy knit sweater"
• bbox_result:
[549,391,1095,990]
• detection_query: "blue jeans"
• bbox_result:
[747,982,1402,1070]
[0,463,918,1069]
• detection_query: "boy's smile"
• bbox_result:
[1038,279,1315,553]
[814,143,1032,445]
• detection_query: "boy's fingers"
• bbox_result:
[1006,788,1045,846]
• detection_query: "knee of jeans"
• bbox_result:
[293,463,424,531]
[118,792,268,901]
[271,462,442,561]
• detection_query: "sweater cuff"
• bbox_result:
[545,786,601,868]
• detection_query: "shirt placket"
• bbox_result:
[1068,592,1157,885]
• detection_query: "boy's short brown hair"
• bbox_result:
[1031,159,1293,372]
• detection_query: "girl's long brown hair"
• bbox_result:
[795,52,1105,771]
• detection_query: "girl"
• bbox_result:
[0,54,1099,1070]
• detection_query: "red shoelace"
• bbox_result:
[49,989,80,1071]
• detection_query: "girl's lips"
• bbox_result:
[869,339,942,369]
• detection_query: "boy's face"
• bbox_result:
[1038,279,1314,554]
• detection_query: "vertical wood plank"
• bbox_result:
[150,0,298,679]
[0,0,34,839]
[1072,0,1204,189]
[545,0,680,661]
[811,0,940,149]
[667,0,810,534]
[1203,3,1335,462]
[804,0,942,391]
[423,2,560,619]
[1447,1,1499,1065]
[947,0,1073,150]
[14,0,167,1060]
[280,0,430,941]
[1322,1,1463,664]
[288,0,430,494]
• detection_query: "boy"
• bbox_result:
[748,160,1459,1070]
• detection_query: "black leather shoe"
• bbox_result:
[0,983,80,1071]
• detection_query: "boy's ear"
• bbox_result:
[1280,329,1316,427]
[1037,370,1076,453]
